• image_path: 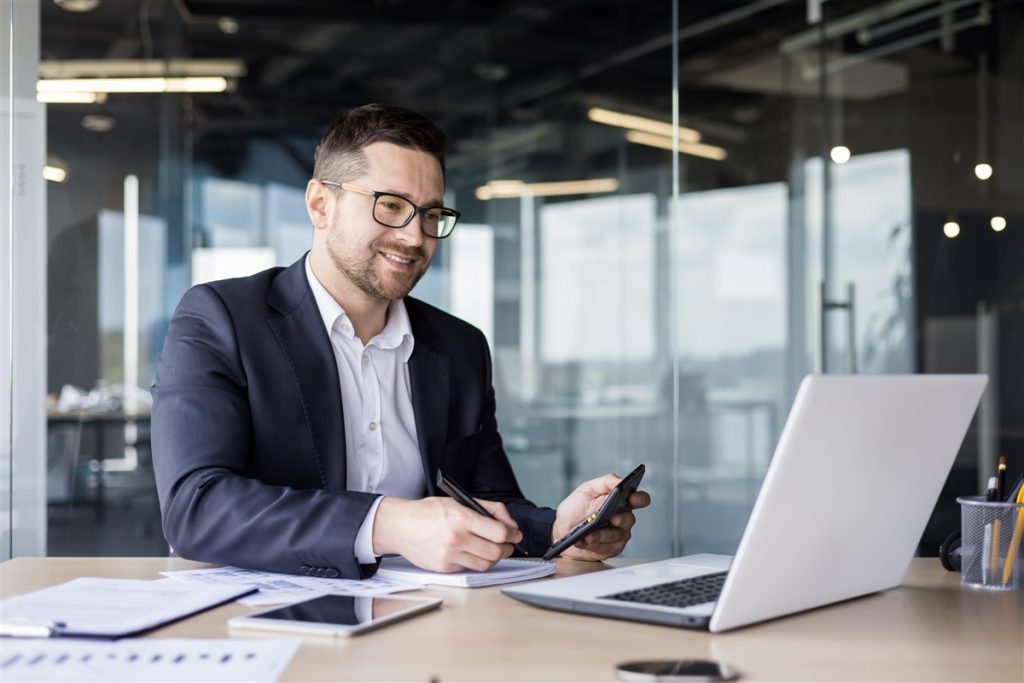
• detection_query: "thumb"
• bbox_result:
[576,473,620,498]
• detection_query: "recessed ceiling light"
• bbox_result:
[974,163,993,180]
[217,17,240,34]
[53,0,100,11]
[991,216,1007,232]
[81,114,115,132]
[44,156,68,183]
[830,145,851,164]
[943,221,960,239]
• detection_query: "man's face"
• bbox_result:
[324,142,442,301]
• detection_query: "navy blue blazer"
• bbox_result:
[152,255,556,579]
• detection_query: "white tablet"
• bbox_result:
[228,594,442,637]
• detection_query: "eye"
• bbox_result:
[423,210,442,224]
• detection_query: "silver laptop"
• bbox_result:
[504,374,987,633]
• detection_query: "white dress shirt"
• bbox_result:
[305,256,426,563]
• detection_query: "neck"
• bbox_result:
[309,250,389,344]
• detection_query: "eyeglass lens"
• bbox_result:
[373,194,456,237]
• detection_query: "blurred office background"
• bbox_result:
[2,0,1022,559]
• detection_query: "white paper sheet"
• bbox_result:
[0,578,254,637]
[161,566,419,605]
[0,638,300,682]
[377,557,556,587]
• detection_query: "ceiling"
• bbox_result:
[40,0,1020,190]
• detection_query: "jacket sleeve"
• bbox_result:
[151,284,379,579]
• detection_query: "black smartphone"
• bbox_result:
[542,464,645,561]
[614,659,739,682]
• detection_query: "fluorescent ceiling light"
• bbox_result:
[588,107,701,143]
[43,165,67,183]
[36,91,106,104]
[625,130,728,161]
[37,77,229,93]
[39,59,246,79]
[475,178,620,200]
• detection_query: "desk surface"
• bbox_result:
[1,557,1021,682]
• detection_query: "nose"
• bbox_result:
[395,211,425,246]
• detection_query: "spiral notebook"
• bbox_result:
[377,557,555,588]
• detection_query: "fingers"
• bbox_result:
[460,501,522,546]
[477,499,520,532]
[576,473,621,497]
[627,490,651,509]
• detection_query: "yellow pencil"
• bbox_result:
[1000,485,1024,586]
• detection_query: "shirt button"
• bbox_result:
[368,421,377,431]
[361,355,369,366]
[341,324,353,336]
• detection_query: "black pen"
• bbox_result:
[436,470,529,555]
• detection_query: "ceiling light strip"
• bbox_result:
[37,77,228,93]
[38,59,246,79]
[588,107,701,144]
[475,178,620,200]
[625,130,728,161]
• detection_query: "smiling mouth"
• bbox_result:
[381,251,414,266]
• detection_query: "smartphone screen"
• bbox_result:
[615,659,739,682]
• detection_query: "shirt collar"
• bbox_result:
[305,254,415,361]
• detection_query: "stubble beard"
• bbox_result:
[327,230,431,301]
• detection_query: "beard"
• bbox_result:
[327,230,431,301]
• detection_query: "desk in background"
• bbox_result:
[1,557,1020,682]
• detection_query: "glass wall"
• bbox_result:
[2,0,1022,560]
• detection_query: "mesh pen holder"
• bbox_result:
[957,496,1024,591]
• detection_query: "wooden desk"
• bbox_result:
[1,557,1021,682]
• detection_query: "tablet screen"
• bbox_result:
[255,595,415,625]
[230,594,441,636]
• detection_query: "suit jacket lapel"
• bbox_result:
[266,256,348,493]
[407,301,450,495]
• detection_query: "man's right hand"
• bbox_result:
[371,496,523,572]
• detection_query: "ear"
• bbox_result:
[305,179,330,231]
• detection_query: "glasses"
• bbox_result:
[319,180,460,239]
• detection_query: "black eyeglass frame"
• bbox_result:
[319,179,461,239]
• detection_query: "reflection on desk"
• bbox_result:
[1,557,1020,682]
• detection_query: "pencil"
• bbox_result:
[1000,484,1024,586]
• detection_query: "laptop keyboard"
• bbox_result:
[601,571,727,609]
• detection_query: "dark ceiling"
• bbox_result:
[40,0,1023,192]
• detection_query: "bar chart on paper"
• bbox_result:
[0,639,300,682]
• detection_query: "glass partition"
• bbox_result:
[4,0,1020,560]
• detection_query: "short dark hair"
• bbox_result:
[313,103,448,183]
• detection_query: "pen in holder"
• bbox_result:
[956,496,1024,591]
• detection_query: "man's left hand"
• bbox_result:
[551,473,651,561]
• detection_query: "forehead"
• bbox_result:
[359,142,443,202]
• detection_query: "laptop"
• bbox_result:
[504,374,987,633]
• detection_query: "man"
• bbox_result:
[152,103,650,580]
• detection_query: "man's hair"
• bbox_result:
[312,103,448,183]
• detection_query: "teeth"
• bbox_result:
[383,253,412,265]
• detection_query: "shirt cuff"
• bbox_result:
[354,495,384,564]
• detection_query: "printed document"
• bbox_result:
[0,638,299,682]
[161,565,419,605]
[0,578,253,638]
